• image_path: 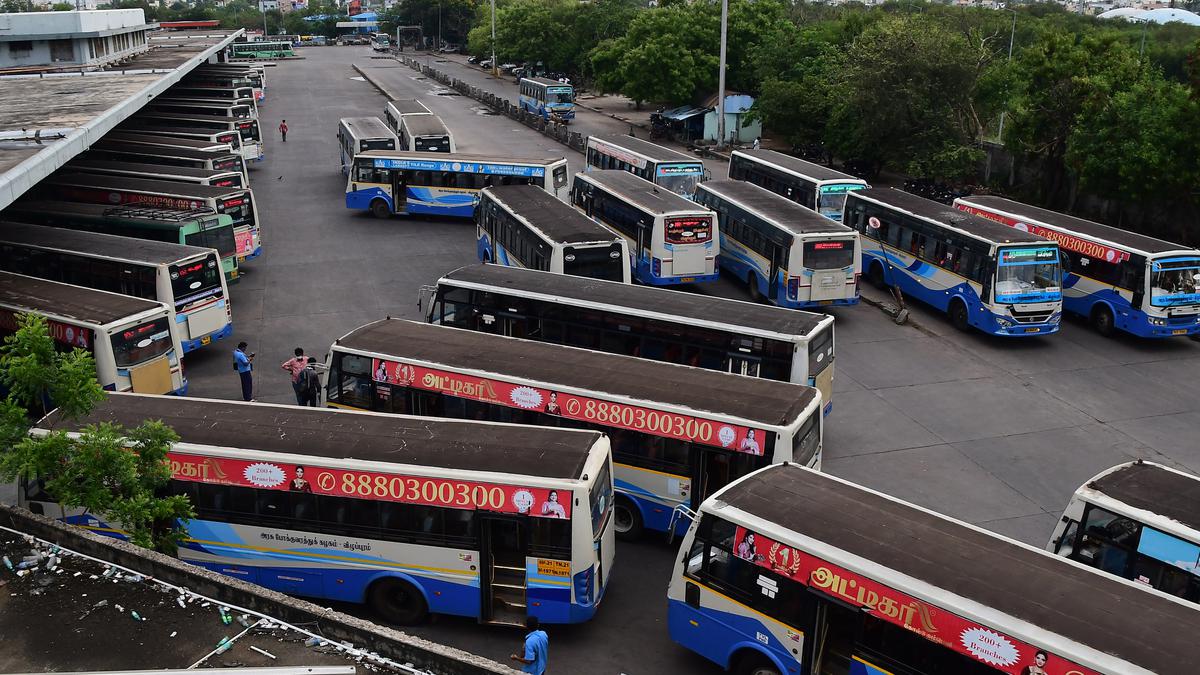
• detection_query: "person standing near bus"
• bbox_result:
[233,341,255,401]
[299,357,321,407]
[278,119,288,143]
[281,347,307,405]
[510,616,548,675]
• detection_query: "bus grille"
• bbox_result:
[1010,308,1055,324]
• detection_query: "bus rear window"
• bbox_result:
[170,254,222,301]
[808,325,833,377]
[361,138,396,151]
[803,239,855,270]
[111,317,172,367]
[185,223,236,258]
[414,136,449,152]
[665,217,711,245]
[793,414,820,466]
[563,244,625,282]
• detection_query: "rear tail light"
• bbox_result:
[652,257,661,277]
[788,277,799,299]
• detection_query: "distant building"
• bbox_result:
[258,0,279,10]
[702,92,761,145]
[0,9,153,73]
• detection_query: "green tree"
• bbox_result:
[0,314,193,553]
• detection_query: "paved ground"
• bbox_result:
[89,46,1200,675]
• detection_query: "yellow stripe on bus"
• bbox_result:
[852,655,897,675]
[185,537,476,578]
[613,462,688,479]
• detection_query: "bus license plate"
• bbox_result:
[237,255,247,263]
[1025,327,1040,333]
[201,336,212,345]
[1173,329,1188,335]
[820,300,834,306]
[680,277,695,283]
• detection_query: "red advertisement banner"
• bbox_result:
[0,309,93,350]
[372,359,765,454]
[731,527,1098,675]
[169,452,571,519]
[592,138,648,169]
[57,185,208,212]
[234,228,254,256]
[956,203,1129,264]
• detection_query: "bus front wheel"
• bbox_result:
[949,299,970,332]
[1091,304,1115,337]
[369,199,391,220]
[734,651,781,675]
[613,496,643,541]
[368,577,428,625]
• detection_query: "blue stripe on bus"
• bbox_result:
[668,598,800,674]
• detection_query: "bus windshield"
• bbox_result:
[546,86,574,105]
[170,254,222,300]
[995,246,1062,304]
[817,184,863,219]
[1150,257,1200,307]
[111,317,172,367]
[656,164,703,197]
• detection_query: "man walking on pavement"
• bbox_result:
[299,357,321,407]
[281,347,307,405]
[233,341,255,402]
[278,119,288,142]
[510,616,548,675]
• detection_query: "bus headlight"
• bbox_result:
[1149,317,1166,326]
[996,317,1013,328]
[1050,313,1062,325]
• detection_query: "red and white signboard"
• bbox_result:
[372,359,767,454]
[169,452,571,519]
[732,527,1099,675]
[956,203,1129,264]
[0,309,93,350]
[56,185,206,212]
[592,138,649,169]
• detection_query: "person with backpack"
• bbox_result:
[281,347,308,405]
[299,356,322,407]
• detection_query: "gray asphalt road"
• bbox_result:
[171,46,1200,675]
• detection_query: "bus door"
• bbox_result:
[807,594,861,674]
[390,170,407,213]
[479,514,528,626]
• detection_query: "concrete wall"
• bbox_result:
[0,10,146,38]
[0,505,520,675]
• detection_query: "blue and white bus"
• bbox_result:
[585,135,707,198]
[956,196,1200,338]
[346,151,569,219]
[696,180,860,308]
[845,188,1063,336]
[476,185,630,282]
[669,463,1200,675]
[31,393,615,627]
[571,170,719,286]
[337,117,397,175]
[729,149,868,221]
[519,77,575,124]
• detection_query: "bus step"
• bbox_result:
[493,564,525,573]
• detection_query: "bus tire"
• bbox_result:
[949,298,970,332]
[368,577,427,625]
[613,495,643,540]
[867,261,887,289]
[747,273,763,303]
[1091,304,1115,337]
[369,199,391,220]
[734,651,781,675]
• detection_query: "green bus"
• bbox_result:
[229,41,294,59]
[4,202,240,283]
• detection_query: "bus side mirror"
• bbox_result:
[685,582,700,608]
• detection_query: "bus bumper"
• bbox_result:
[171,379,189,396]
[1135,316,1200,337]
[987,313,1061,337]
[182,322,234,353]
[244,246,263,261]
[639,270,720,286]
[791,296,860,309]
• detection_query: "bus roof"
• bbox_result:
[0,222,214,265]
[576,170,711,216]
[336,319,818,429]
[1087,461,1200,533]
[732,149,866,184]
[0,270,164,327]
[441,264,829,338]
[45,173,247,200]
[524,77,573,88]
[957,195,1194,257]
[102,132,235,152]
[387,99,432,115]
[89,142,238,163]
[400,114,451,136]
[116,123,240,140]
[132,112,247,126]
[67,159,238,180]
[854,188,1052,246]
[589,134,699,165]
[717,463,1200,674]
[153,98,256,109]
[340,116,395,139]
[9,201,220,225]
[41,393,604,481]
[697,180,853,236]
[357,150,564,167]
[483,185,620,245]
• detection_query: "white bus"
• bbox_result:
[66,158,245,188]
[0,272,185,395]
[584,134,707,198]
[346,151,569,220]
[571,170,719,286]
[324,319,823,539]
[93,132,246,180]
[670,463,1200,675]
[955,195,1200,338]
[1049,460,1200,604]
[149,98,258,123]
[370,32,390,51]
[728,149,869,221]
[421,264,839,415]
[383,99,432,135]
[129,112,264,162]
[337,117,398,175]
[475,185,630,283]
[696,179,861,308]
[518,77,575,124]
[397,114,456,154]
[0,222,233,354]
[29,393,615,627]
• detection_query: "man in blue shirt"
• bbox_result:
[510,616,548,674]
[233,341,255,401]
